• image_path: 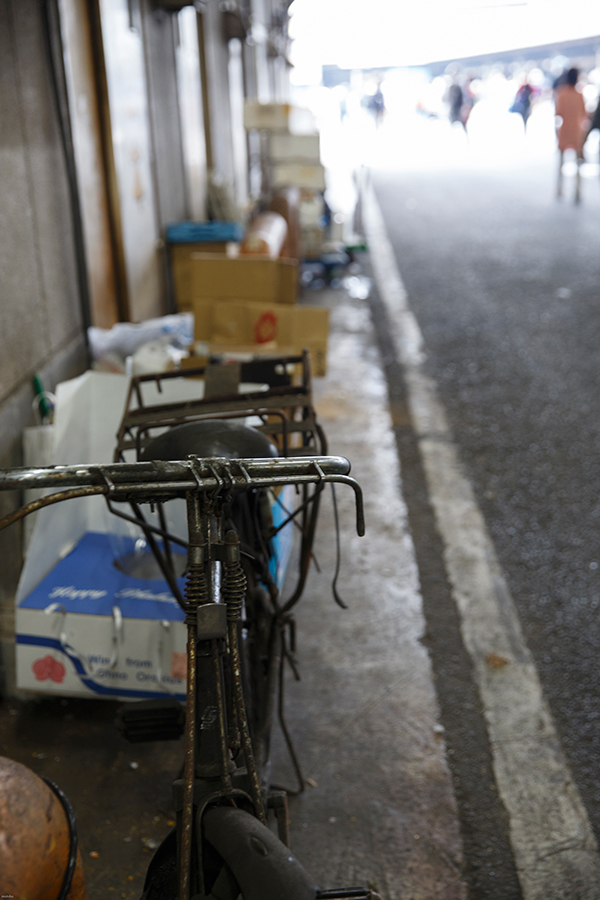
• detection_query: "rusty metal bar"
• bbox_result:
[0,486,107,532]
[127,408,290,457]
[179,490,205,900]
[180,616,196,900]
[0,457,350,491]
[211,639,233,794]
[228,618,266,824]
[0,458,365,537]
[116,388,312,430]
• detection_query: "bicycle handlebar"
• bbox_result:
[0,456,365,536]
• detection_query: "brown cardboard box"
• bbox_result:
[170,243,232,309]
[175,254,298,311]
[193,298,328,376]
[192,256,298,305]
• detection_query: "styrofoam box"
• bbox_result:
[269,133,321,164]
[17,488,295,701]
[16,531,189,700]
[243,102,315,134]
[271,163,326,191]
[15,370,297,699]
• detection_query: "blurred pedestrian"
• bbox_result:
[447,82,464,127]
[552,69,567,95]
[462,76,476,128]
[368,85,385,127]
[446,80,474,132]
[583,93,600,170]
[510,81,534,129]
[555,68,589,201]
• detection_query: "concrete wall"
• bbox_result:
[0,0,88,692]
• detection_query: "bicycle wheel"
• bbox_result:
[141,829,177,900]
[203,805,317,900]
[142,806,318,900]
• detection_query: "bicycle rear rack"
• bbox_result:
[113,350,327,461]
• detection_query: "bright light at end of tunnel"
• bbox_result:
[288,0,600,73]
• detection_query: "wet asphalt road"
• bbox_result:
[371,117,600,851]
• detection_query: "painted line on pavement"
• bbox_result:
[363,181,600,900]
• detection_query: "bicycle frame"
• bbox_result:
[112,353,329,622]
[0,455,364,900]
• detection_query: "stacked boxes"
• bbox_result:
[169,246,328,376]
[242,101,327,259]
[167,221,243,311]
[167,114,331,370]
[243,102,315,134]
[248,103,326,196]
[269,134,325,192]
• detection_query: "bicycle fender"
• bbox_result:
[202,806,318,900]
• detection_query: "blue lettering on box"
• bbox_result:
[20,533,186,621]
[88,655,110,666]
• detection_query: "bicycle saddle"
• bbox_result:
[140,420,278,462]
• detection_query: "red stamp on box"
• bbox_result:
[171,652,187,680]
[254,311,278,344]
[32,655,66,683]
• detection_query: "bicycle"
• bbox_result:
[0,444,375,899]
[108,352,343,793]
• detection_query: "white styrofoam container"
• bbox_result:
[271,163,326,191]
[269,133,321,164]
[15,370,296,699]
[243,102,316,134]
[17,606,188,699]
[17,486,296,699]
[16,530,188,699]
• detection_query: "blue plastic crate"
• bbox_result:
[166,221,243,244]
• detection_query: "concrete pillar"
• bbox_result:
[198,2,236,189]
[140,3,188,227]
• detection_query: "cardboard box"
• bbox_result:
[193,298,328,377]
[171,243,236,309]
[271,163,326,191]
[243,102,315,134]
[176,254,298,311]
[269,133,321,164]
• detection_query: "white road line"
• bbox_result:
[364,181,600,900]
